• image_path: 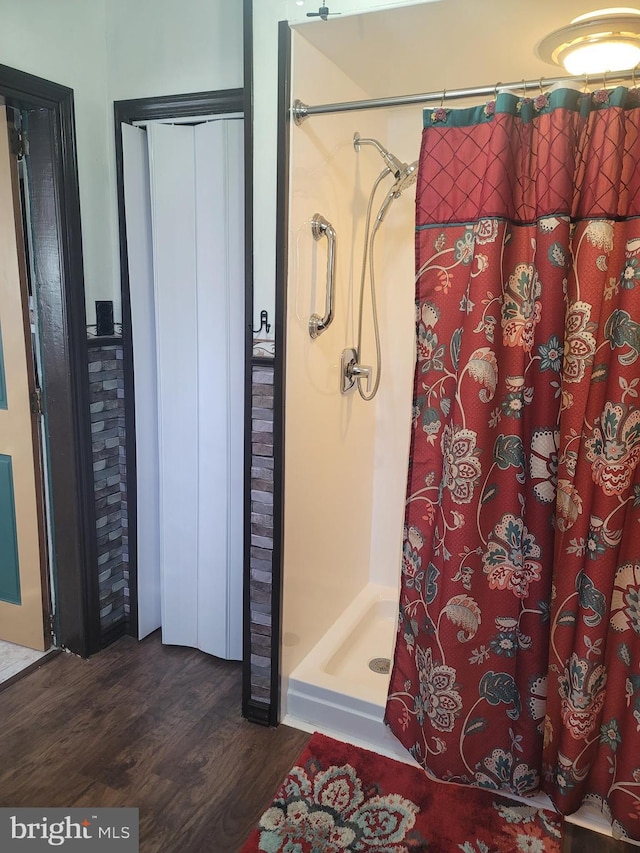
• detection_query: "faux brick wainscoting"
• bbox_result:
[87,342,129,639]
[250,363,275,703]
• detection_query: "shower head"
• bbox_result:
[354,132,418,223]
[353,132,410,181]
[374,160,419,225]
[391,160,418,196]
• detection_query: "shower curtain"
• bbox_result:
[385,86,640,840]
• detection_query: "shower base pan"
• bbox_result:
[284,582,416,764]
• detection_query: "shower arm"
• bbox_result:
[353,132,406,178]
[309,213,337,339]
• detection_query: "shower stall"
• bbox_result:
[255,1,640,842]
[274,0,607,760]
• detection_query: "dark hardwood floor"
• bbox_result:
[0,632,309,852]
[562,823,636,852]
[0,633,635,852]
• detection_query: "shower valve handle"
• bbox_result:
[349,362,372,393]
[341,348,372,394]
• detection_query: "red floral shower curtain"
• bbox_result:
[385,86,640,840]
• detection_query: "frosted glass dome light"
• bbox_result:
[561,40,640,74]
[538,9,640,75]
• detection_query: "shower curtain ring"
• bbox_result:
[440,88,447,108]
[522,78,527,99]
[486,83,500,117]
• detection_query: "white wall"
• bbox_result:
[366,107,418,586]
[281,35,422,697]
[0,1,244,327]
[106,0,243,102]
[104,0,244,324]
[0,0,112,327]
[281,31,391,691]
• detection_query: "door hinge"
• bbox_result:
[30,387,44,416]
[9,127,27,160]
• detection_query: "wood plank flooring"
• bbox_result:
[0,632,309,852]
[0,632,634,852]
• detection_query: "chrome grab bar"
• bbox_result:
[309,214,336,339]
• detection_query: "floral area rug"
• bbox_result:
[240,733,563,852]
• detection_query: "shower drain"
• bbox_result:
[368,657,391,674]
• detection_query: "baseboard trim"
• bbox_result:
[243,698,271,726]
[100,620,129,649]
[0,648,62,694]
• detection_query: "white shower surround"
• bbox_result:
[281,22,421,770]
[280,32,417,705]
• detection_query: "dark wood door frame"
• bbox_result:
[113,87,244,642]
[0,63,100,657]
[268,20,292,727]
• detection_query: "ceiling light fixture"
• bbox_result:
[538,8,640,75]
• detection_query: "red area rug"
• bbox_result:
[241,733,563,852]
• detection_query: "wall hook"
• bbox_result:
[253,310,271,336]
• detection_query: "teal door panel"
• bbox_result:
[0,454,21,604]
[0,320,7,409]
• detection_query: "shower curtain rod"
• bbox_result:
[292,68,640,124]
